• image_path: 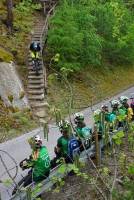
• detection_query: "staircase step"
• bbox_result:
[28,89,44,94]
[28,75,43,79]
[28,79,44,84]
[29,70,43,75]
[30,102,48,108]
[33,35,40,40]
[33,32,42,35]
[33,31,42,35]
[28,84,44,89]
[28,66,43,70]
[35,26,44,29]
[28,60,43,66]
[31,39,40,42]
[28,94,44,100]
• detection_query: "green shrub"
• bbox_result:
[47,0,102,72]
[47,0,134,73]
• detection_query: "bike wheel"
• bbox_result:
[35,60,39,76]
[12,176,25,195]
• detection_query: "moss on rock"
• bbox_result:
[0,47,14,62]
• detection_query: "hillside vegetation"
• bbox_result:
[0,0,41,65]
[0,0,42,142]
[47,0,134,72]
[46,0,134,113]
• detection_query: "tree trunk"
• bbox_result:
[6,0,13,33]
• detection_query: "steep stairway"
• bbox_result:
[27,4,56,120]
[27,0,56,121]
[27,18,47,119]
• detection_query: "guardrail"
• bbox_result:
[40,3,57,93]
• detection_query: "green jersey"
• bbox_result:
[32,146,50,181]
[57,136,69,156]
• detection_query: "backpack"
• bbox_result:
[81,127,92,138]
[108,113,116,123]
[68,137,80,159]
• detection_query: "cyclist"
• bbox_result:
[74,113,92,141]
[51,120,79,168]
[30,42,41,69]
[119,96,133,121]
[12,135,50,194]
[22,136,50,183]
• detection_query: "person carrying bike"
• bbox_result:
[13,135,50,194]
[30,42,41,70]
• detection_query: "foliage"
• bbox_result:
[47,0,102,72]
[0,98,36,142]
[47,0,134,73]
[95,0,134,64]
[113,178,134,200]
[112,130,124,145]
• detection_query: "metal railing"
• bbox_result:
[40,3,57,94]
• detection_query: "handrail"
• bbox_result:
[40,4,57,93]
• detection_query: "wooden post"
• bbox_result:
[26,187,32,200]
[94,124,101,166]
[43,2,46,15]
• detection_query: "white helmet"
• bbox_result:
[111,100,120,107]
[119,96,128,103]
[94,109,101,116]
[74,113,84,123]
[101,104,108,110]
[34,135,42,147]
[59,120,70,132]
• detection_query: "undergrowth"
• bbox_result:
[0,99,37,143]
[0,0,41,65]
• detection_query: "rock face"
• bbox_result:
[0,62,29,108]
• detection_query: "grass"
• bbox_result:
[47,64,134,117]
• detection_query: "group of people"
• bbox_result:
[94,96,134,135]
[13,95,134,194]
